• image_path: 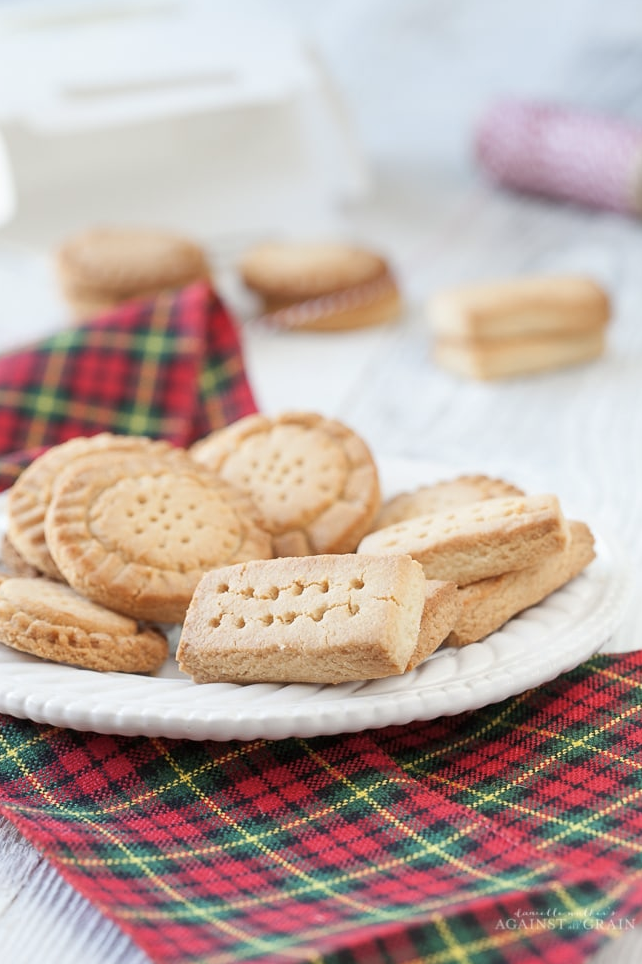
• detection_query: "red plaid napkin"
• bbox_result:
[1,286,641,963]
[1,653,642,964]
[0,280,257,489]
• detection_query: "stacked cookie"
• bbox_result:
[428,275,610,379]
[0,414,597,685]
[239,241,402,331]
[55,227,212,321]
[359,477,595,646]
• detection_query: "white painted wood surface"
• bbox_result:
[2,1,642,960]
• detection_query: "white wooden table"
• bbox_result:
[2,1,642,960]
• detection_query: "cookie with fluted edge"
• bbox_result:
[7,433,177,580]
[239,241,402,331]
[45,451,273,623]
[0,575,168,673]
[190,412,381,556]
[371,474,525,531]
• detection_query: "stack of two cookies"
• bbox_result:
[239,241,402,332]
[55,228,212,321]
[359,476,595,646]
[429,275,610,379]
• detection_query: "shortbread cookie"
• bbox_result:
[433,328,606,380]
[191,412,381,556]
[358,494,569,585]
[45,451,273,623]
[429,276,610,341]
[239,241,402,331]
[446,520,595,647]
[177,553,427,684]
[371,475,525,531]
[429,275,610,380]
[7,433,176,580]
[0,577,168,673]
[408,580,461,671]
[55,227,212,320]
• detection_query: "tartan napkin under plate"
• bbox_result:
[1,653,642,964]
[0,286,641,963]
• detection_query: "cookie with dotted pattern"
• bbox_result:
[358,494,570,586]
[190,412,381,556]
[44,450,273,623]
[177,553,428,684]
[370,474,525,532]
[7,433,177,581]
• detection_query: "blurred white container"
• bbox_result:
[0,0,370,248]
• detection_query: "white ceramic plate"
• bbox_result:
[0,458,631,741]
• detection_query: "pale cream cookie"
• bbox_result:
[177,553,427,684]
[446,520,596,646]
[429,275,610,341]
[0,576,168,673]
[371,475,525,531]
[191,412,381,556]
[408,580,461,671]
[433,329,606,380]
[358,494,570,586]
[45,450,273,623]
[429,275,610,380]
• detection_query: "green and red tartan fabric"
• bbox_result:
[0,281,257,490]
[0,289,641,962]
[0,653,641,964]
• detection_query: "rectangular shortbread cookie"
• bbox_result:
[429,275,610,341]
[177,553,428,684]
[446,520,595,647]
[407,580,461,671]
[433,329,605,381]
[358,494,569,586]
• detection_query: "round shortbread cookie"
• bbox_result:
[7,434,178,580]
[370,475,526,532]
[0,577,168,673]
[56,227,211,299]
[190,412,381,556]
[239,241,402,331]
[240,242,387,299]
[45,451,273,623]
